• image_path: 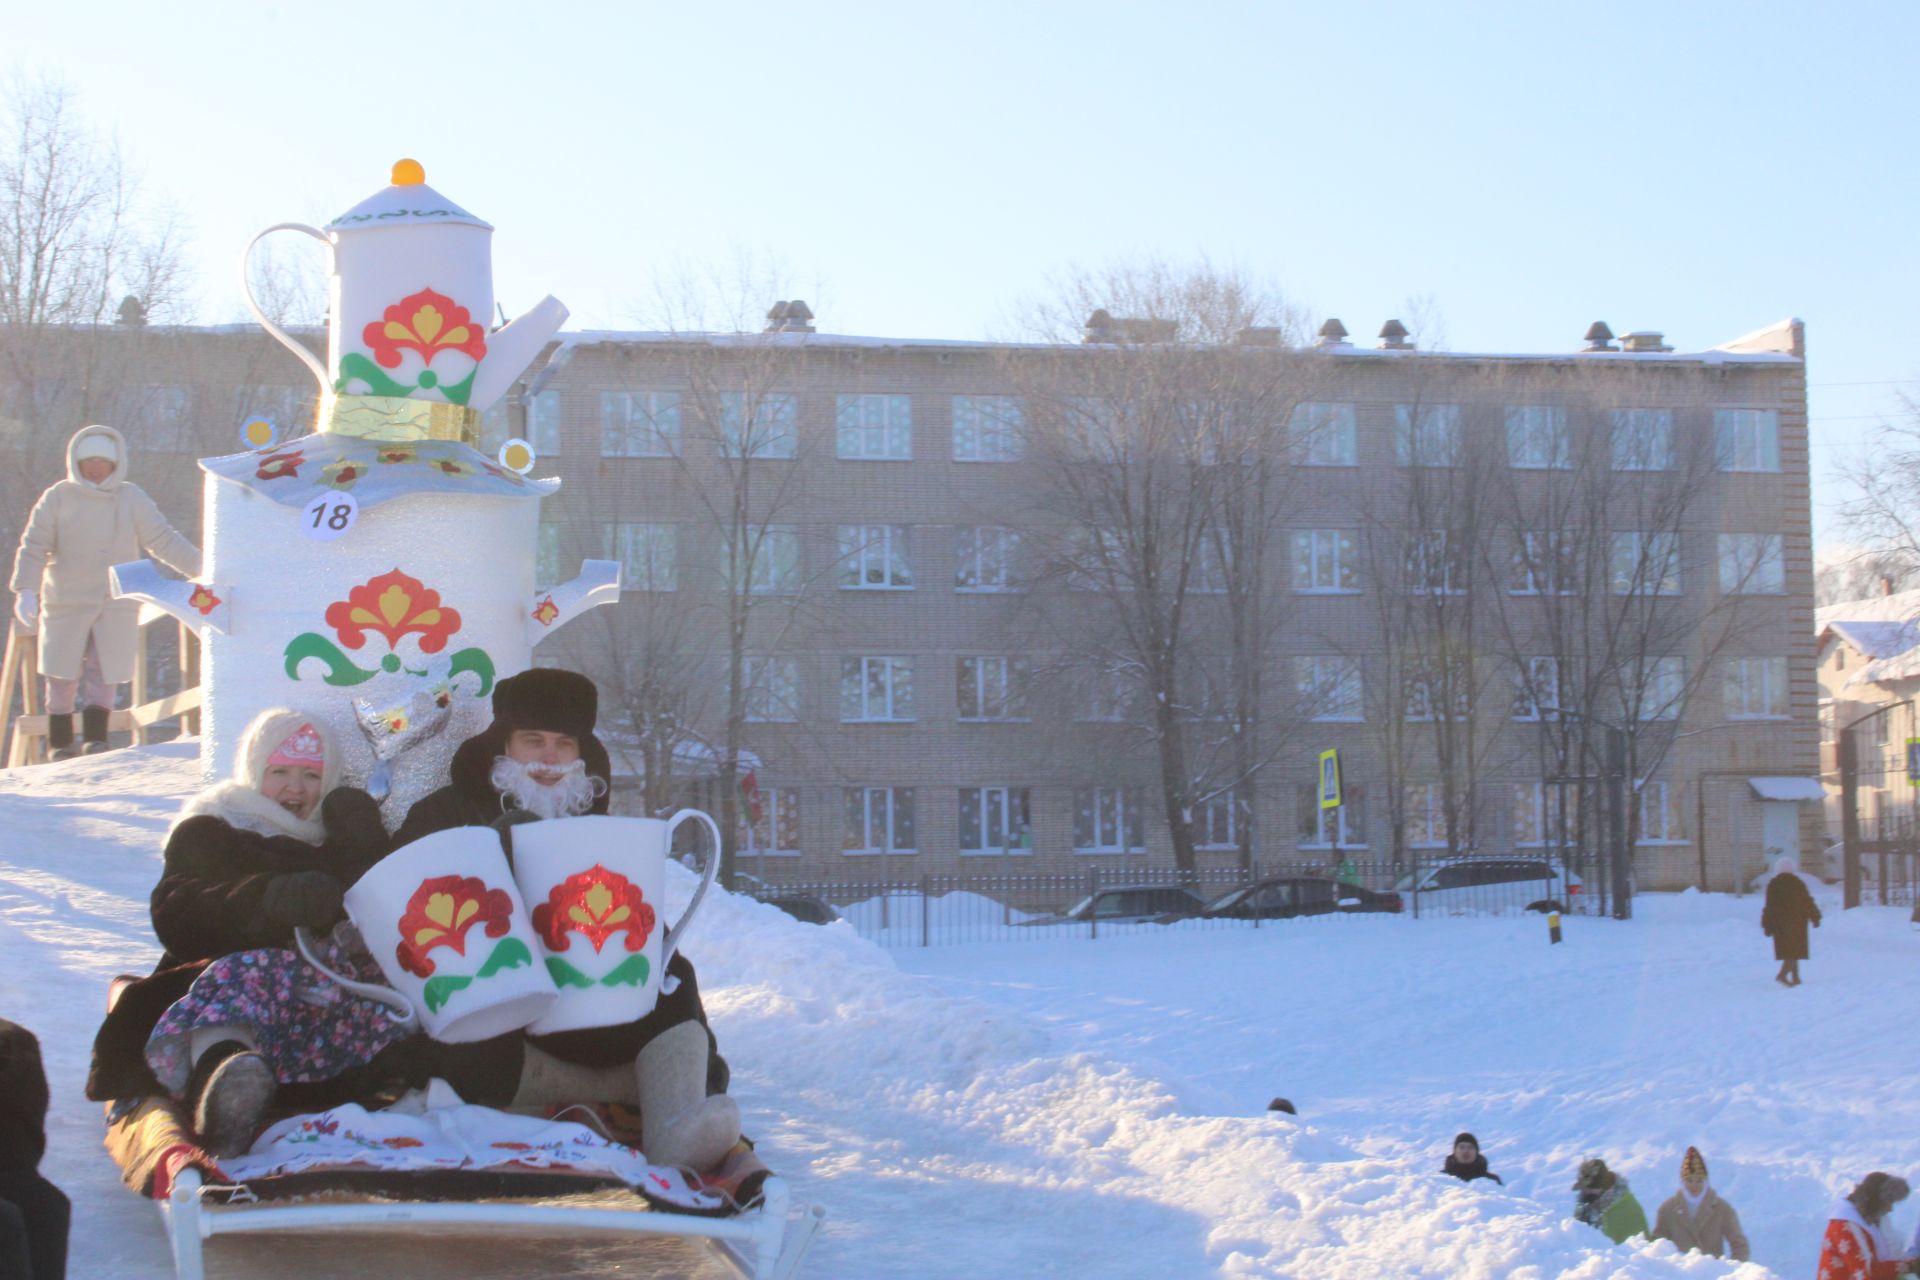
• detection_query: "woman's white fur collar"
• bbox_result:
[176,780,324,844]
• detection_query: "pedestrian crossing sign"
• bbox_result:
[1318,749,1342,810]
[1907,738,1920,786]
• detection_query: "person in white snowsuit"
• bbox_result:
[9,425,201,758]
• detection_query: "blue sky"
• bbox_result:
[11,1,1913,545]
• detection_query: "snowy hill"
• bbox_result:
[2,743,1912,1277]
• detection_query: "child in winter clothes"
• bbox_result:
[8,425,201,759]
[86,710,393,1157]
[1817,1172,1911,1280]
[0,1019,68,1280]
[1649,1146,1749,1260]
[1572,1158,1649,1244]
[1442,1133,1502,1185]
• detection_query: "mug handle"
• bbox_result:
[240,223,332,395]
[295,927,420,1032]
[660,809,722,973]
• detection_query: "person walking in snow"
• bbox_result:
[1761,855,1821,986]
[85,710,392,1157]
[385,668,741,1173]
[8,425,200,760]
[1649,1146,1749,1260]
[1816,1172,1911,1280]
[1442,1132,1502,1185]
[0,1019,69,1280]
[1571,1158,1649,1244]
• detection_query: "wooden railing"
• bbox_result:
[1,616,202,766]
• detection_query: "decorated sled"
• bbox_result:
[104,1082,824,1280]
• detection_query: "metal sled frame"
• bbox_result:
[159,1167,825,1280]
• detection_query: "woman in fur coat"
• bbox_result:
[1816,1172,1911,1280]
[87,710,392,1156]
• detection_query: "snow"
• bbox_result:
[5,743,1916,1278]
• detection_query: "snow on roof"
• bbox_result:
[1748,776,1827,802]
[1817,588,1920,686]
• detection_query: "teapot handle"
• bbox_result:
[659,809,722,980]
[240,223,331,395]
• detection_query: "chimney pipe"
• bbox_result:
[1582,322,1617,352]
[1377,319,1413,351]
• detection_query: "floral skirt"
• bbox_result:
[146,928,411,1096]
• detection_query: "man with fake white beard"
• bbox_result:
[387,669,741,1171]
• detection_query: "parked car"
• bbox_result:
[1171,876,1403,922]
[1018,884,1207,926]
[1390,857,1582,913]
[766,893,841,926]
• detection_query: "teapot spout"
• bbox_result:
[468,295,568,413]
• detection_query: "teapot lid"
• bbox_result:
[324,159,493,233]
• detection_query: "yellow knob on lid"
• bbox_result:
[391,158,425,186]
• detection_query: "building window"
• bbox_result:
[1634,657,1685,721]
[1715,409,1781,473]
[956,526,1020,592]
[960,786,1032,855]
[1193,532,1231,593]
[1297,781,1366,848]
[718,391,798,459]
[1819,699,1836,744]
[1610,409,1672,471]
[741,787,802,856]
[843,787,916,854]
[600,390,681,457]
[837,393,912,460]
[726,525,801,594]
[528,389,562,456]
[1404,661,1471,722]
[840,656,914,722]
[603,522,677,592]
[952,395,1025,461]
[1510,531,1579,596]
[1295,656,1364,722]
[957,656,1029,720]
[1073,786,1145,853]
[1611,532,1682,595]
[1077,667,1133,722]
[838,525,913,589]
[1289,402,1358,466]
[128,384,193,452]
[1505,405,1570,469]
[1195,790,1241,850]
[1292,530,1359,593]
[1724,656,1790,720]
[1404,783,1447,848]
[1394,403,1461,467]
[535,521,563,589]
[743,656,800,722]
[1062,396,1131,462]
[1719,533,1786,595]
[1511,656,1560,722]
[1409,530,1466,595]
[1635,780,1683,843]
[1510,781,1579,848]
[1066,527,1126,591]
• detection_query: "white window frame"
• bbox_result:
[1610,409,1673,471]
[1611,531,1682,596]
[957,655,1029,721]
[1394,403,1461,467]
[742,656,800,723]
[1289,402,1358,466]
[1194,790,1240,850]
[1295,655,1364,722]
[837,393,913,460]
[535,522,563,590]
[1634,657,1685,722]
[1409,530,1466,595]
[840,655,914,722]
[741,787,803,856]
[1192,531,1231,593]
[956,526,1021,592]
[1718,533,1786,595]
[1404,783,1447,849]
[528,389,563,457]
[1715,409,1781,473]
[1292,529,1360,594]
[718,391,798,459]
[1505,405,1570,469]
[728,525,801,595]
[959,786,1033,856]
[1511,656,1560,722]
[603,522,678,592]
[600,390,681,457]
[843,787,916,855]
[1073,786,1146,854]
[1404,661,1471,723]
[838,525,913,590]
[1510,781,1579,849]
[1298,781,1366,849]
[1076,667,1133,722]
[951,395,1026,462]
[1724,656,1790,721]
[1508,531,1580,596]
[1635,779,1684,844]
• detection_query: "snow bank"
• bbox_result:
[1,744,1910,1277]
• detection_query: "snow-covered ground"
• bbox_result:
[3,743,1914,1278]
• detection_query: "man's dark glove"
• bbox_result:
[321,787,389,865]
[261,870,347,931]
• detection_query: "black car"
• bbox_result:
[1018,884,1208,926]
[766,894,841,926]
[1178,876,1403,922]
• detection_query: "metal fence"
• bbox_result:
[742,855,1590,947]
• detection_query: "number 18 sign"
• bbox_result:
[301,491,360,542]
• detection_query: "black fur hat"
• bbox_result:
[491,668,598,740]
